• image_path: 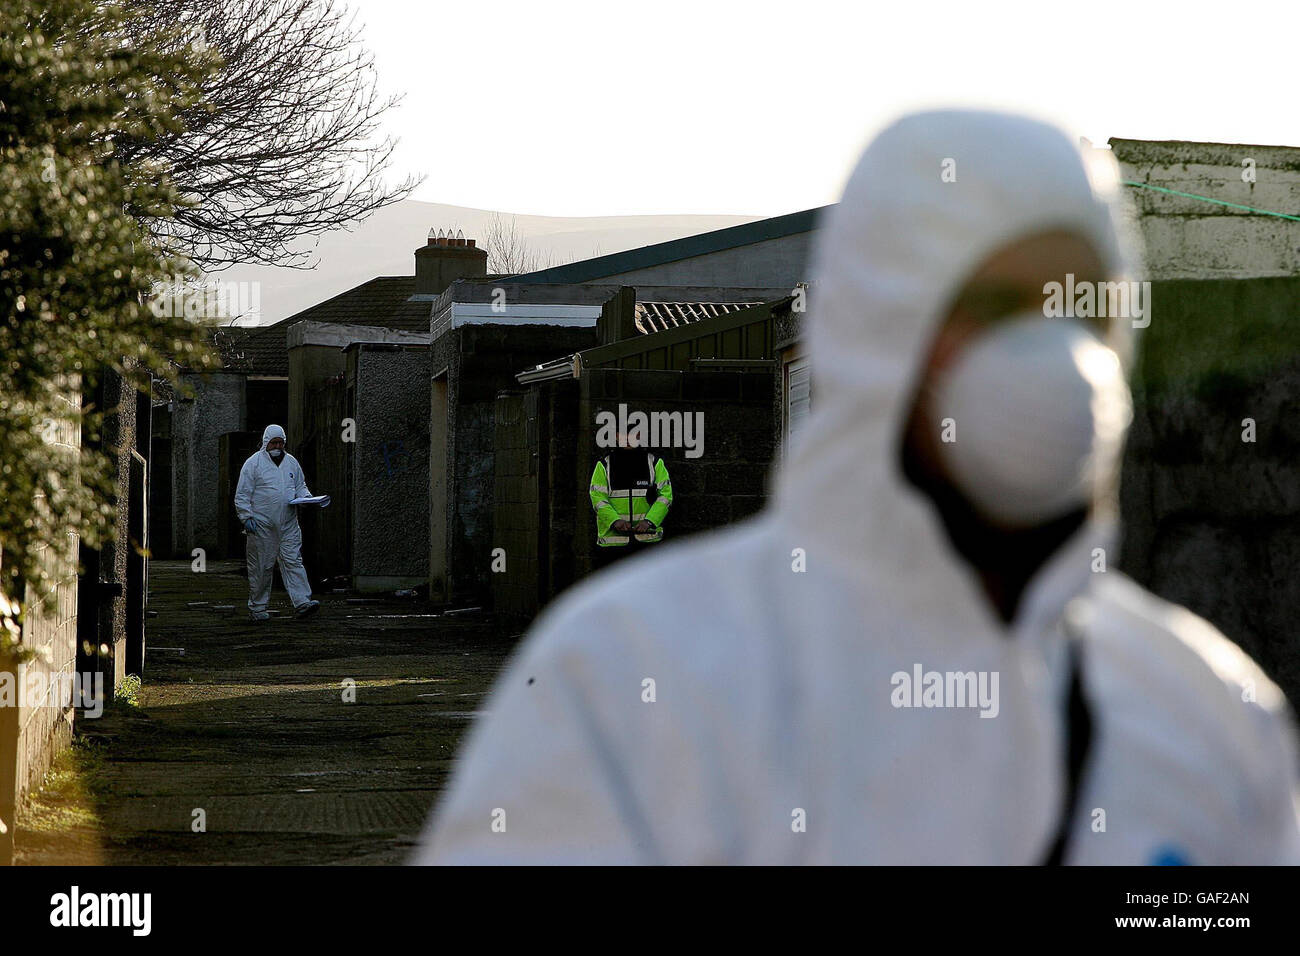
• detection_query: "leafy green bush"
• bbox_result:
[1,0,218,657]
[113,674,142,709]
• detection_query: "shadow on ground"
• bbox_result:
[16,560,518,865]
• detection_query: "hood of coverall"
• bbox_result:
[261,424,286,455]
[774,109,1139,633]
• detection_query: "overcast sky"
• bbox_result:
[356,0,1299,219]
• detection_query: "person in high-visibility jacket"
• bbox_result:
[589,434,672,548]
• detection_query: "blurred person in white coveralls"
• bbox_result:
[414,110,1300,865]
[233,424,321,623]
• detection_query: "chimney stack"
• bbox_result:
[415,227,487,295]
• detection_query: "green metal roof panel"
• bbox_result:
[510,206,828,285]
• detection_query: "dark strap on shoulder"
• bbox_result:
[1040,638,1093,866]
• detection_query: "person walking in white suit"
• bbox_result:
[234,424,320,622]
[415,110,1300,865]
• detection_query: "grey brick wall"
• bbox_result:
[433,325,596,605]
[1,384,81,862]
[490,392,540,621]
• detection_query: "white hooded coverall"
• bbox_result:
[234,424,314,613]
[415,111,1300,865]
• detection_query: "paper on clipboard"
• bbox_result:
[289,494,331,508]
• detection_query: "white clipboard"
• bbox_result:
[289,494,331,508]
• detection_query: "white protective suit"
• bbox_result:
[416,110,1300,865]
[233,424,314,613]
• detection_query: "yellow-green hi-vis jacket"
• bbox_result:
[589,451,673,546]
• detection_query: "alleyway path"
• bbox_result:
[17,560,515,865]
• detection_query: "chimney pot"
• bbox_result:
[413,229,488,295]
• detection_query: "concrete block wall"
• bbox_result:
[490,379,583,625]
[0,386,81,862]
[1119,276,1300,705]
[432,325,596,605]
[1110,138,1300,279]
[490,392,541,621]
[1103,139,1300,705]
[12,542,79,799]
[574,368,777,581]
[544,379,582,604]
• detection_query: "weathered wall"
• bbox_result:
[0,385,81,863]
[351,345,432,589]
[297,373,352,585]
[74,365,153,703]
[1111,139,1300,279]
[490,392,540,621]
[490,379,582,624]
[1108,139,1300,706]
[543,379,582,610]
[1119,276,1300,705]
[172,371,244,557]
[572,368,776,582]
[93,369,136,686]
[433,325,596,605]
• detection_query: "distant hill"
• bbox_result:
[209,199,763,327]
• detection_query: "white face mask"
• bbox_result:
[269,448,284,459]
[925,313,1132,529]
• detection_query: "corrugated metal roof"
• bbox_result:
[581,298,785,371]
[634,301,756,335]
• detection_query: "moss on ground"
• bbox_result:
[13,736,109,864]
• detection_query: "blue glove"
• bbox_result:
[243,518,258,534]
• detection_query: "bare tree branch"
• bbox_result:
[484,213,563,276]
[113,0,420,270]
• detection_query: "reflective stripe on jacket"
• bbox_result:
[590,452,673,546]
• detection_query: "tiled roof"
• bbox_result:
[634,301,757,335]
[218,276,430,375]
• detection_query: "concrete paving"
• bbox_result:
[17,559,516,865]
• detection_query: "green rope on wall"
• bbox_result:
[1123,180,1300,222]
